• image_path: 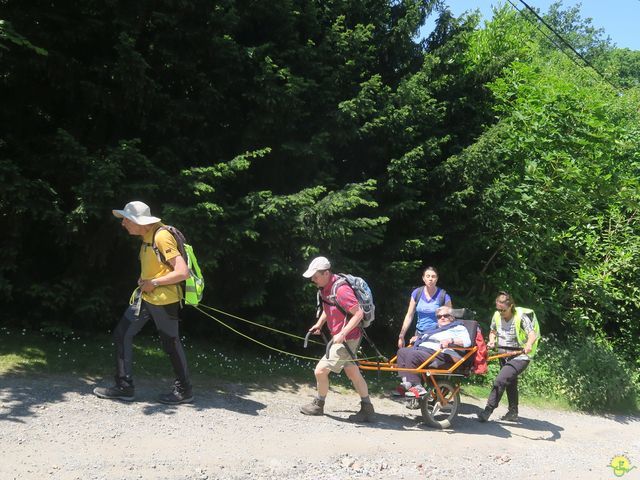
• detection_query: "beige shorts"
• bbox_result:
[316,338,362,373]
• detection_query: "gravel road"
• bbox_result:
[1,374,638,480]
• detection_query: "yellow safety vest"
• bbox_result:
[492,307,540,358]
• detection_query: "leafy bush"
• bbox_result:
[511,335,638,412]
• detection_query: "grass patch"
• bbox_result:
[0,326,315,384]
[459,383,573,411]
[1,327,636,413]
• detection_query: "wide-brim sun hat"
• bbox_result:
[303,256,331,278]
[112,201,161,225]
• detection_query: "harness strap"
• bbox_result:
[151,226,171,266]
[360,326,387,362]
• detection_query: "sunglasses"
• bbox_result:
[436,314,451,319]
[496,308,509,313]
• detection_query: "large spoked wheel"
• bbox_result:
[420,381,460,429]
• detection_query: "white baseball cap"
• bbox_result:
[303,256,331,278]
[112,201,161,225]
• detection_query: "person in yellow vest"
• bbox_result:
[93,201,193,404]
[477,291,538,422]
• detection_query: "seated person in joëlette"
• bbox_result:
[394,305,471,398]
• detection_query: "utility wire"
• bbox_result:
[515,0,620,91]
[504,0,606,87]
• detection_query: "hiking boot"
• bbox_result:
[349,401,375,423]
[158,380,193,405]
[300,398,325,416]
[501,410,519,421]
[477,406,493,423]
[93,377,135,401]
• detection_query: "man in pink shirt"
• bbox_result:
[300,256,375,422]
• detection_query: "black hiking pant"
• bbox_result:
[487,357,529,412]
[113,300,190,387]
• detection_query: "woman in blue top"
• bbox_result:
[397,266,452,348]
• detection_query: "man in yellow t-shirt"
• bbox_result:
[93,201,193,405]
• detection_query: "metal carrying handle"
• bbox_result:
[303,329,329,349]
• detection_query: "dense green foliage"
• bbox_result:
[468,335,639,412]
[2,2,638,409]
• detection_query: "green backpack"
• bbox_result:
[152,226,205,306]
